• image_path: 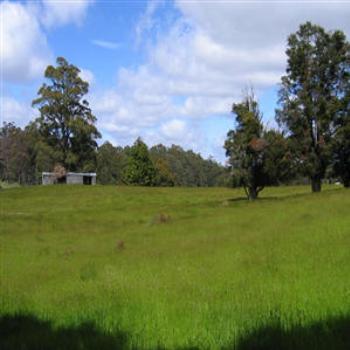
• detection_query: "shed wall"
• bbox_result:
[42,174,55,185]
[66,174,84,184]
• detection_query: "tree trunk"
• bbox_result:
[311,176,322,192]
[343,177,350,188]
[248,186,258,200]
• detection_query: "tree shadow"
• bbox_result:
[2,313,350,349]
[227,186,341,203]
[0,314,128,350]
[227,315,350,350]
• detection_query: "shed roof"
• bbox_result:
[42,172,96,176]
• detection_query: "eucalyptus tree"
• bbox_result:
[276,22,350,192]
[32,57,100,171]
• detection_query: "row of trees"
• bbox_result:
[0,123,228,187]
[97,139,229,186]
[225,22,349,199]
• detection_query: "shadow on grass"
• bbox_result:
[227,315,350,350]
[0,314,128,350]
[227,186,341,203]
[1,314,350,350]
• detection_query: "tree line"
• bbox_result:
[0,121,229,187]
[1,22,349,196]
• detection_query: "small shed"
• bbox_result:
[42,172,96,185]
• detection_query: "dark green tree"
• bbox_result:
[332,118,350,187]
[225,92,268,200]
[263,129,295,185]
[276,22,350,192]
[225,91,292,200]
[32,57,101,171]
[123,138,157,186]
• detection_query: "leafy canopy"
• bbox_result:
[32,57,101,172]
[276,22,350,191]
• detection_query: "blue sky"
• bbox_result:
[1,0,350,163]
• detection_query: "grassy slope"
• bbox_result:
[0,185,349,349]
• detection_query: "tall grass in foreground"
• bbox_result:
[1,185,349,349]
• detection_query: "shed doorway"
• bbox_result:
[83,176,92,185]
[57,176,66,184]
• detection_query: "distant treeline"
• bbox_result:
[97,139,230,186]
[0,123,229,187]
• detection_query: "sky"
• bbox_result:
[1,0,350,163]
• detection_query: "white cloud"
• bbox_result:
[79,68,94,86]
[161,119,186,138]
[95,0,350,161]
[0,0,93,83]
[92,39,120,50]
[0,1,52,82]
[0,96,36,126]
[40,0,93,28]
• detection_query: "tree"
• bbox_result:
[263,130,295,185]
[225,91,293,200]
[32,57,101,172]
[225,92,268,200]
[96,142,127,184]
[276,22,350,192]
[149,144,228,187]
[154,158,175,186]
[0,122,35,184]
[332,118,350,187]
[123,138,157,186]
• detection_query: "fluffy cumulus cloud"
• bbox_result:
[1,0,93,131]
[0,0,93,83]
[94,0,350,160]
[0,1,51,82]
[40,0,93,28]
[0,96,36,127]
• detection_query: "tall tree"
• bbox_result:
[225,91,292,200]
[276,22,350,192]
[225,91,268,200]
[32,57,101,171]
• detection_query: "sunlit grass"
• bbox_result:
[1,185,349,349]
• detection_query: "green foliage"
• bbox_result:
[153,158,175,186]
[225,92,266,199]
[1,185,349,348]
[122,138,157,186]
[32,57,101,171]
[0,122,35,184]
[225,92,292,199]
[276,22,350,192]
[332,119,350,187]
[150,144,228,187]
[96,142,127,184]
[263,129,295,184]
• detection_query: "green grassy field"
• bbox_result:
[1,185,350,349]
